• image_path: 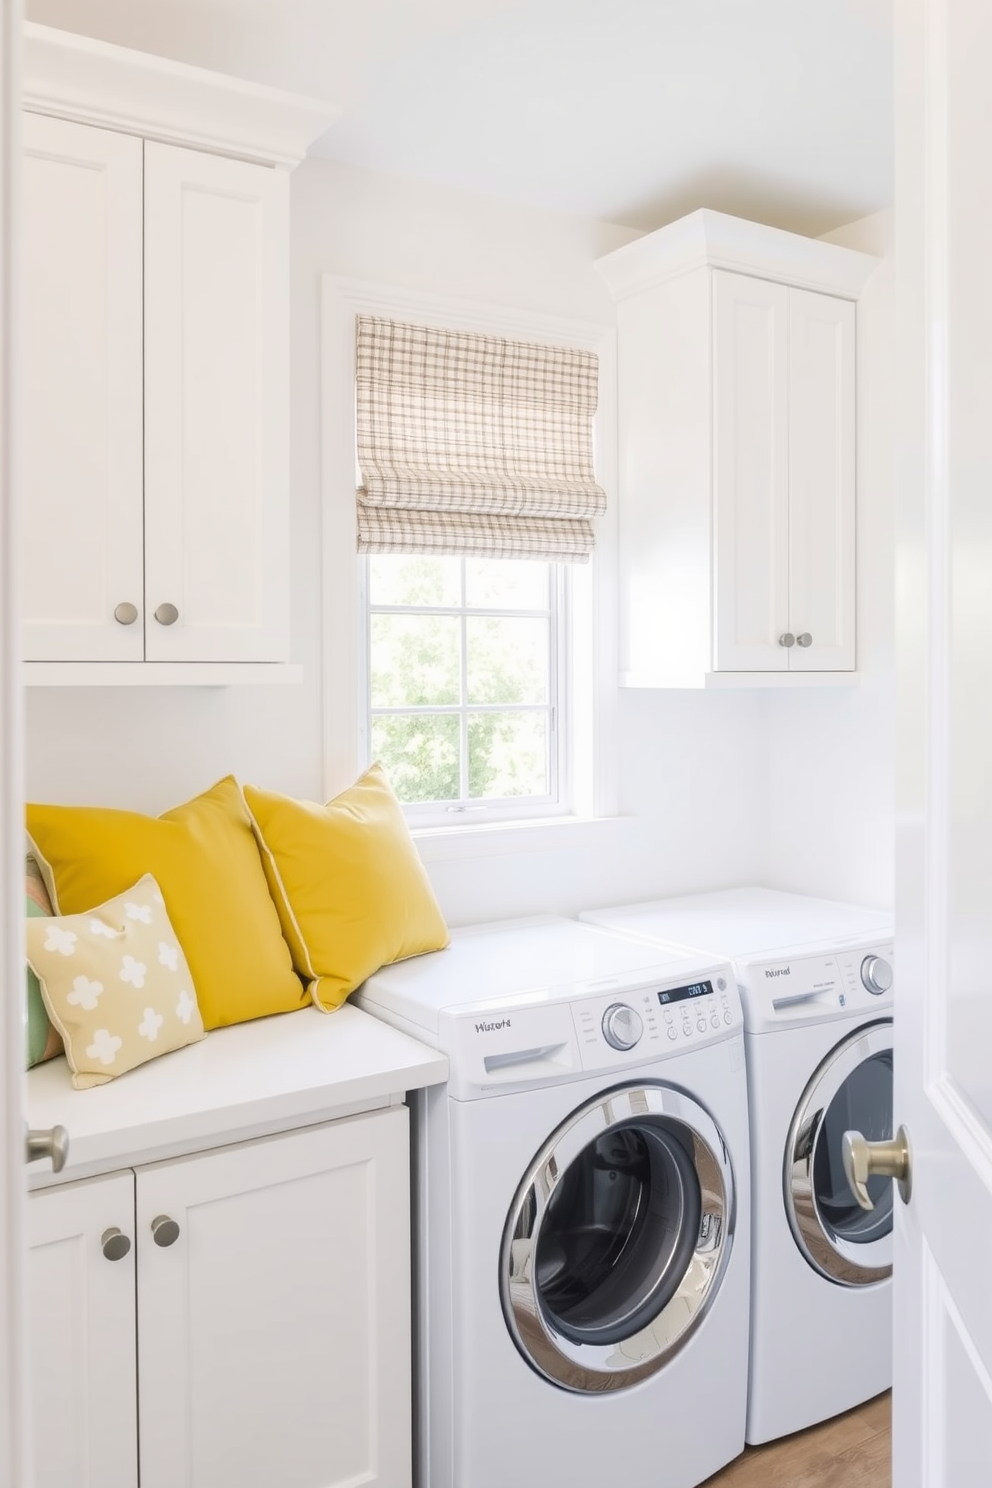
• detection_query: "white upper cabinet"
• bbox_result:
[22,114,144,663]
[143,143,289,662]
[596,209,875,688]
[19,23,337,680]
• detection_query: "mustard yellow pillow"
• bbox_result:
[242,763,450,1012]
[26,874,205,1089]
[26,777,307,1030]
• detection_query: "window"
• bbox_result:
[321,279,618,833]
[365,554,565,820]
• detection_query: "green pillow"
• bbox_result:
[25,865,63,1068]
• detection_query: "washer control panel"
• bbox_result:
[572,965,740,1068]
[736,938,895,1031]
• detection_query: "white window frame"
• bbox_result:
[321,275,619,851]
[359,556,569,826]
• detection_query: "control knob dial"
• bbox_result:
[860,955,893,996]
[602,1003,643,1051]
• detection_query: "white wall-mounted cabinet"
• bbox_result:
[596,209,877,689]
[19,24,336,682]
[28,1111,412,1488]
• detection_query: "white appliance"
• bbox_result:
[579,888,894,1444]
[354,915,751,1488]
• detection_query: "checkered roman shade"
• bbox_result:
[355,316,606,562]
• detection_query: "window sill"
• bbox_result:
[411,813,626,863]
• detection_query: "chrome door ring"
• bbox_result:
[784,1019,893,1287]
[499,1082,735,1393]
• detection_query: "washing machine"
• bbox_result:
[579,887,894,1444]
[353,915,751,1488]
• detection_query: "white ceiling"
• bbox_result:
[25,0,894,236]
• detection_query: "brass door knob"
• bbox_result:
[842,1125,912,1210]
[101,1228,132,1261]
[25,1125,69,1173]
[151,1214,180,1247]
[154,603,179,626]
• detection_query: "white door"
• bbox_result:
[787,287,856,673]
[2,11,29,1483]
[27,1175,138,1488]
[20,113,144,661]
[712,269,791,671]
[143,141,290,663]
[892,0,992,1481]
[135,1108,411,1488]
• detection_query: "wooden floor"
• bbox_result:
[702,1392,891,1487]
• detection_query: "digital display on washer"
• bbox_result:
[657,980,714,1007]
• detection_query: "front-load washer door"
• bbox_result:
[785,1018,893,1286]
[499,1082,735,1393]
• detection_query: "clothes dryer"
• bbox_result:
[579,888,894,1444]
[353,915,751,1488]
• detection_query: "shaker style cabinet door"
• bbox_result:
[135,1107,412,1488]
[27,1173,139,1488]
[711,270,791,672]
[21,114,144,662]
[142,142,290,663]
[787,287,856,671]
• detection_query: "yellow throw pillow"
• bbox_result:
[26,874,205,1089]
[243,763,450,1012]
[27,777,307,1030]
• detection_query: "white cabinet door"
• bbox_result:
[712,270,791,671]
[143,142,290,663]
[27,1173,138,1488]
[21,114,144,662]
[787,287,856,671]
[136,1107,411,1488]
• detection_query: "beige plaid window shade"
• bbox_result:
[355,315,606,563]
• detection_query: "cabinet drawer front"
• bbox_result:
[788,288,856,671]
[712,270,791,671]
[28,1172,138,1488]
[143,141,290,663]
[137,1107,411,1488]
[21,114,144,663]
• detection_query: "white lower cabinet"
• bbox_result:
[27,1172,138,1488]
[28,1107,411,1488]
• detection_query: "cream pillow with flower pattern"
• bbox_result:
[26,874,205,1089]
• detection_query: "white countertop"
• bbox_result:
[26,1001,448,1187]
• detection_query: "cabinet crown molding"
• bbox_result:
[22,21,339,167]
[596,207,879,302]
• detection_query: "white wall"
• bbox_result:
[23,156,769,923]
[762,210,896,909]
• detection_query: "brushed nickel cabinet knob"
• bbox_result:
[778,633,795,648]
[101,1228,132,1262]
[154,603,179,626]
[113,602,138,626]
[151,1214,180,1247]
[796,632,813,647]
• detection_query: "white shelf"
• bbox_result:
[620,670,861,690]
[22,662,304,687]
